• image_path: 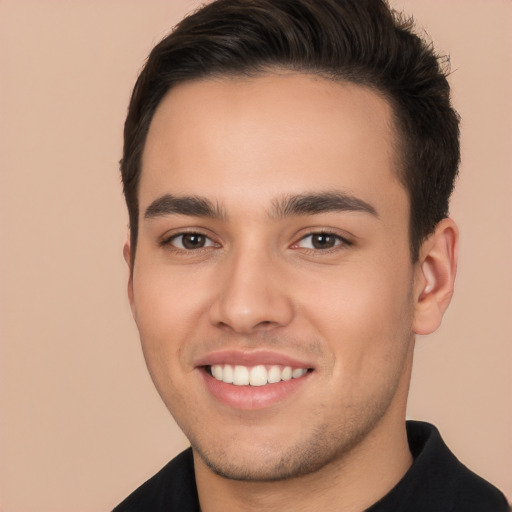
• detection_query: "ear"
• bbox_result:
[123,236,135,314]
[413,218,459,335]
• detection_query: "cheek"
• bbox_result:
[131,266,211,366]
[130,266,212,419]
[302,255,414,380]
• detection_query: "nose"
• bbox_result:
[208,249,294,334]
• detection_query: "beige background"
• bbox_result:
[0,1,510,510]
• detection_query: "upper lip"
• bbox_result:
[194,349,315,369]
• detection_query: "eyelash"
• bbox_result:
[161,230,352,253]
[293,231,353,252]
[161,232,219,252]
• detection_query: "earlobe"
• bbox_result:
[413,218,459,335]
[123,238,135,314]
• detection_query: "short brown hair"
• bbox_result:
[121,0,460,262]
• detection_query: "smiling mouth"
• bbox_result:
[206,364,313,386]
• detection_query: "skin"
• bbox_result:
[125,73,458,512]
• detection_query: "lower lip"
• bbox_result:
[200,369,312,410]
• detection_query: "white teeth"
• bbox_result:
[222,364,234,383]
[249,365,267,386]
[212,365,223,380]
[292,368,307,378]
[281,366,292,381]
[267,365,281,384]
[210,364,309,386]
[233,365,250,385]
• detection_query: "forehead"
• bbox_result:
[140,73,406,217]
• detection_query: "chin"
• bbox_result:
[190,421,368,483]
[196,446,331,482]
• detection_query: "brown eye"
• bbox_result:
[310,233,337,249]
[170,233,215,250]
[296,232,349,250]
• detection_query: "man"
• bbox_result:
[114,0,509,510]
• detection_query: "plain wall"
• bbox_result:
[0,1,510,510]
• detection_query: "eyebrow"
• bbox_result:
[269,191,378,219]
[144,194,225,220]
[143,191,378,221]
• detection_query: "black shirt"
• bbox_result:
[113,421,509,511]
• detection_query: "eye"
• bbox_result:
[166,232,217,250]
[295,232,349,250]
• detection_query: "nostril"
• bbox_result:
[255,320,276,329]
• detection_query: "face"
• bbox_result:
[129,73,419,481]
